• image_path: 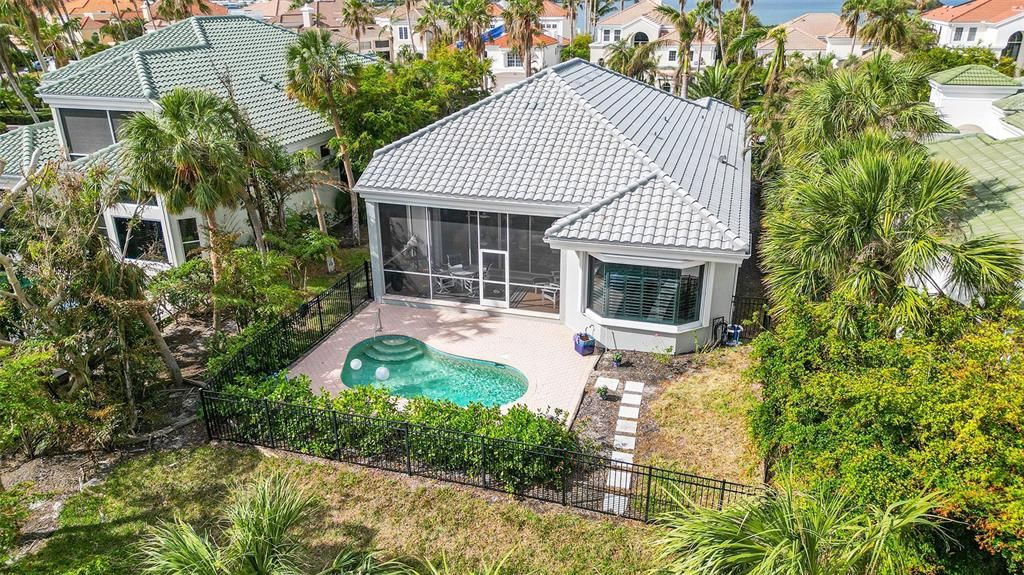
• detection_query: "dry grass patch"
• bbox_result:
[638,346,761,484]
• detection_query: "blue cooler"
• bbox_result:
[574,331,596,356]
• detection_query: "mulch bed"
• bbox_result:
[572,350,700,455]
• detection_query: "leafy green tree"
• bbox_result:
[121,87,248,332]
[656,477,948,575]
[415,0,449,50]
[750,298,1024,571]
[340,0,374,50]
[720,8,760,66]
[503,0,543,77]
[561,32,590,61]
[903,45,998,73]
[153,0,212,22]
[605,36,659,83]
[285,29,363,244]
[100,17,144,41]
[761,131,1022,331]
[861,0,934,51]
[445,0,490,56]
[0,22,39,122]
[691,0,715,73]
[841,0,869,52]
[734,0,753,64]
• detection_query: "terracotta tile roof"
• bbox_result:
[487,3,504,16]
[541,0,568,17]
[486,32,564,47]
[923,0,1024,23]
[66,0,141,19]
[597,0,670,25]
[757,12,849,51]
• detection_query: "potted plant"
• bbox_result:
[611,352,623,367]
[596,384,609,400]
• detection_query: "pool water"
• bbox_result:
[341,335,528,407]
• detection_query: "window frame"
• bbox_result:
[505,50,523,67]
[585,256,704,327]
[668,49,677,62]
[398,25,409,40]
[953,26,963,41]
[967,27,977,41]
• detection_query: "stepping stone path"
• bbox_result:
[599,378,646,515]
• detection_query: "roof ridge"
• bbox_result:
[545,173,659,236]
[369,65,562,159]
[549,67,746,248]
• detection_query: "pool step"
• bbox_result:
[363,339,424,362]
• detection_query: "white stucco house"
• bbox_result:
[923,0,1024,68]
[484,32,565,91]
[589,0,717,92]
[754,13,865,61]
[0,16,353,271]
[929,64,1024,139]
[355,59,752,354]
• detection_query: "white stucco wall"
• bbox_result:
[926,15,1024,56]
[929,81,1023,139]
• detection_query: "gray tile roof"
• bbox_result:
[0,122,63,181]
[38,16,366,146]
[356,59,751,254]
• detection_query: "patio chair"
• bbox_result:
[432,266,455,294]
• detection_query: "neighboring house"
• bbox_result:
[0,16,354,271]
[922,0,1024,67]
[485,32,565,91]
[375,1,429,57]
[356,59,751,354]
[244,0,393,58]
[589,0,717,93]
[536,0,572,42]
[929,64,1024,139]
[927,135,1024,263]
[754,12,864,61]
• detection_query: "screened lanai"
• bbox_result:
[378,203,562,314]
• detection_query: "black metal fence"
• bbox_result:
[202,390,761,521]
[206,261,373,390]
[731,296,772,339]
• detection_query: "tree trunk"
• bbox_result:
[716,11,724,64]
[680,50,690,98]
[310,186,336,273]
[25,13,49,72]
[324,89,361,244]
[58,0,82,59]
[737,10,747,64]
[205,211,222,332]
[0,56,40,123]
[140,306,182,386]
[696,38,704,73]
[241,186,267,254]
[406,0,417,53]
[525,34,534,76]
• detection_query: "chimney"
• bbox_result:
[301,4,312,28]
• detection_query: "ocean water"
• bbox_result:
[659,0,970,25]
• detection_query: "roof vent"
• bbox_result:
[719,154,729,164]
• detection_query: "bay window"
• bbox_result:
[587,257,702,325]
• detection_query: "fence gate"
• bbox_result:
[731,296,771,339]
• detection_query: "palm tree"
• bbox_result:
[4,0,50,70]
[341,0,374,52]
[563,0,580,44]
[861,0,917,50]
[415,0,449,51]
[120,88,246,332]
[710,0,724,62]
[735,0,752,64]
[154,0,212,22]
[690,0,714,73]
[656,3,693,98]
[656,478,949,575]
[397,0,418,53]
[285,29,362,243]
[504,0,543,76]
[763,25,786,96]
[688,64,733,100]
[784,54,945,151]
[0,23,39,122]
[841,0,868,56]
[762,132,1023,332]
[445,0,490,54]
[605,36,658,82]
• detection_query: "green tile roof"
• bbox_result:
[0,122,63,181]
[1003,111,1024,130]
[927,135,1024,246]
[929,65,1020,87]
[994,91,1024,111]
[38,16,363,146]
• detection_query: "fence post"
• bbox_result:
[561,454,570,506]
[403,422,413,476]
[200,390,213,440]
[643,467,655,522]
[316,298,325,335]
[480,435,488,488]
[346,275,354,315]
[717,479,727,510]
[263,399,276,449]
[363,260,372,300]
[331,410,341,460]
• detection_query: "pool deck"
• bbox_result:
[289,301,599,422]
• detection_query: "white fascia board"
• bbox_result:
[0,175,21,190]
[545,237,749,263]
[356,187,576,217]
[936,84,1021,99]
[285,131,333,154]
[40,95,156,112]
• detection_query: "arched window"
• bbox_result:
[660,82,672,92]
[1003,31,1022,61]
[633,32,649,46]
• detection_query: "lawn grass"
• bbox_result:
[638,346,761,485]
[15,445,657,574]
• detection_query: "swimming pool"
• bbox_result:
[340,336,528,407]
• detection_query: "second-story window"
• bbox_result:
[668,49,677,62]
[60,108,136,159]
[398,26,409,40]
[506,51,523,67]
[613,29,621,41]
[603,29,610,42]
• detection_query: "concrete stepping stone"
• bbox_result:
[624,381,645,393]
[611,451,634,464]
[616,419,637,434]
[602,493,630,515]
[614,435,636,450]
[596,377,619,391]
[618,405,640,419]
[606,469,633,489]
[621,393,642,406]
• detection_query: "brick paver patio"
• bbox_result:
[289,301,599,421]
